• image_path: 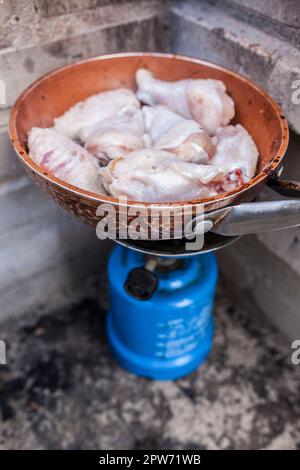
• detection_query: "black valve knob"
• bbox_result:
[124,267,158,300]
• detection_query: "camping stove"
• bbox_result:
[10,52,300,379]
[107,243,218,380]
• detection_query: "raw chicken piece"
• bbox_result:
[143,105,211,164]
[136,69,235,135]
[211,124,259,179]
[100,149,245,202]
[80,106,146,164]
[54,88,140,140]
[28,127,105,194]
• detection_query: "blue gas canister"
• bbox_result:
[107,246,218,380]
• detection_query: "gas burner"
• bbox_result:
[115,233,240,258]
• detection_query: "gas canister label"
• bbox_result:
[155,306,212,359]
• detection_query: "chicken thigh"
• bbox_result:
[136,69,235,135]
[211,124,259,179]
[28,127,105,194]
[80,106,146,165]
[143,105,211,164]
[54,88,140,140]
[100,149,246,202]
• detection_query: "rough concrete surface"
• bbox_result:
[0,281,299,450]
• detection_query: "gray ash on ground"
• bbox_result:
[0,285,300,450]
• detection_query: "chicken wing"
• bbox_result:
[100,149,245,202]
[80,106,146,165]
[143,105,211,164]
[28,127,105,194]
[211,124,259,180]
[136,69,235,135]
[54,88,140,140]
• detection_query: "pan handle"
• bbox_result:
[187,198,300,237]
[267,173,300,198]
[186,173,300,238]
[210,200,300,236]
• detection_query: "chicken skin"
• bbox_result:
[28,127,105,194]
[81,106,146,165]
[143,105,211,164]
[54,88,140,140]
[211,124,259,180]
[28,71,259,204]
[136,69,235,135]
[100,149,246,202]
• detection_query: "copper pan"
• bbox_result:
[9,52,298,243]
